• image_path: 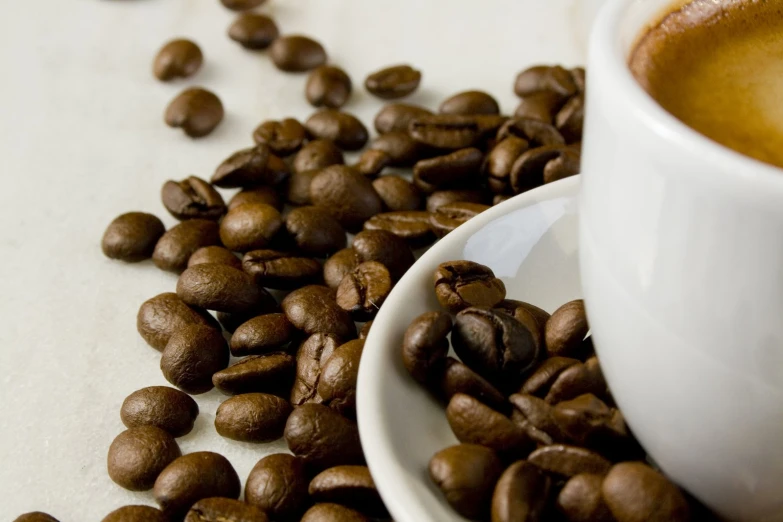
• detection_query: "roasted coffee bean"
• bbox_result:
[493,301,546,354]
[364,64,421,99]
[570,67,586,92]
[291,333,341,406]
[13,513,59,522]
[429,444,503,519]
[282,285,356,339]
[229,186,283,212]
[286,169,319,205]
[213,145,281,188]
[221,0,266,10]
[486,136,530,192]
[497,299,551,328]
[153,219,221,273]
[185,498,268,522]
[253,118,306,156]
[413,147,483,191]
[137,292,217,351]
[285,206,347,257]
[435,357,506,411]
[161,324,229,394]
[101,505,168,522]
[188,245,242,270]
[434,260,506,313]
[431,202,490,238]
[557,473,613,522]
[352,229,415,281]
[374,103,432,134]
[121,386,199,437]
[213,353,295,395]
[242,250,322,289]
[515,65,578,98]
[602,462,690,522]
[336,262,391,321]
[294,139,344,173]
[284,403,364,470]
[369,131,427,167]
[528,444,612,478]
[228,13,279,50]
[363,211,435,248]
[165,87,224,138]
[215,291,280,333]
[439,90,500,115]
[309,466,386,516]
[509,393,566,445]
[305,110,368,151]
[402,311,452,384]
[514,91,567,124]
[555,94,584,143]
[306,66,352,109]
[301,504,369,522]
[356,149,392,178]
[310,165,383,230]
[177,263,263,314]
[230,313,296,356]
[161,176,225,221]
[520,356,580,397]
[409,114,506,149]
[219,203,283,252]
[372,175,421,211]
[317,339,364,417]
[102,212,165,262]
[107,426,181,491]
[246,454,310,519]
[154,452,241,518]
[215,393,292,443]
[545,300,588,357]
[510,144,578,193]
[270,35,326,72]
[553,394,629,449]
[497,117,566,146]
[359,320,372,339]
[446,394,532,457]
[426,189,487,212]
[491,461,551,522]
[324,248,361,289]
[153,39,202,82]
[543,145,581,183]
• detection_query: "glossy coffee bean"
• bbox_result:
[434,260,506,313]
[310,165,383,231]
[409,114,506,149]
[528,444,612,478]
[497,118,565,147]
[228,13,279,50]
[306,66,352,109]
[219,203,283,252]
[429,444,503,519]
[369,131,426,167]
[121,386,199,437]
[293,139,344,173]
[107,426,181,491]
[491,461,551,522]
[374,103,432,134]
[355,149,392,178]
[515,90,566,124]
[553,392,628,445]
[213,353,295,395]
[212,145,285,188]
[286,206,347,257]
[221,0,266,10]
[216,294,281,334]
[215,393,292,443]
[435,357,506,411]
[230,313,296,356]
[291,333,341,406]
[364,64,421,99]
[282,285,356,339]
[486,136,530,192]
[177,263,263,314]
[161,324,229,394]
[286,169,319,206]
[253,119,306,157]
[246,454,310,519]
[309,466,386,516]
[317,339,364,417]
[546,299,589,358]
[154,452,240,518]
[100,506,167,522]
[136,292,217,351]
[426,189,487,212]
[152,219,221,273]
[557,473,613,522]
[243,250,322,289]
[514,65,578,97]
[431,202,490,238]
[323,248,361,289]
[543,145,581,183]
[496,299,551,330]
[372,175,421,211]
[102,212,165,262]
[446,394,531,457]
[284,403,364,470]
[13,513,59,522]
[165,87,224,138]
[363,211,435,248]
[336,261,392,321]
[305,110,368,151]
[352,229,415,281]
[162,176,225,221]
[520,356,580,397]
[542,354,607,404]
[185,498,268,522]
[301,504,369,522]
[509,393,566,446]
[188,245,242,270]
[413,147,483,191]
[509,144,570,193]
[153,39,202,81]
[229,186,283,212]
[602,462,690,522]
[270,35,327,72]
[402,311,452,384]
[439,90,500,115]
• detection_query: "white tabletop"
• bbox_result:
[0,0,596,518]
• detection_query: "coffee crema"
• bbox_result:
[629,0,783,168]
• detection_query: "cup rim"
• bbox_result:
[592,0,783,196]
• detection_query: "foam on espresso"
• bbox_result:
[629,0,783,168]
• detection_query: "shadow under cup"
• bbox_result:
[579,0,783,521]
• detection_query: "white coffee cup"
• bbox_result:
[580,1,783,521]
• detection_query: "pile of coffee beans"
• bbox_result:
[401,260,719,522]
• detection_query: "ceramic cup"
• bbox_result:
[580,1,783,521]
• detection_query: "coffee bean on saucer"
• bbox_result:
[309,165,383,230]
[177,263,263,314]
[434,260,506,313]
[426,189,487,212]
[102,212,165,262]
[270,35,327,72]
[602,462,690,522]
[439,90,500,115]
[294,139,345,173]
[253,118,306,156]
[101,506,168,522]
[430,201,490,238]
[306,66,352,109]
[286,206,347,257]
[242,250,322,289]
[161,324,229,394]
[557,473,613,522]
[514,91,566,124]
[245,454,310,519]
[188,246,242,270]
[213,353,295,395]
[229,186,283,212]
[324,248,361,289]
[305,110,369,151]
[552,393,630,451]
[107,426,181,491]
[13,513,59,522]
[359,320,372,339]
[372,175,422,211]
[228,13,279,50]
[154,452,240,518]
[219,203,283,252]
[230,313,296,356]
[435,357,507,414]
[336,261,392,321]
[356,150,392,178]
[161,176,226,221]
[364,65,421,99]
[284,403,364,470]
[137,292,218,351]
[282,285,357,339]
[153,39,203,81]
[121,386,199,437]
[545,299,589,357]
[309,465,386,516]
[527,444,612,478]
[491,461,551,522]
[317,339,364,417]
[402,311,452,384]
[221,0,266,10]
[152,219,220,273]
[374,103,432,134]
[509,393,566,446]
[520,356,580,397]
[212,145,276,189]
[409,114,506,149]
[165,87,224,138]
[429,444,503,519]
[514,65,578,98]
[185,498,268,522]
[363,211,435,248]
[413,147,483,192]
[446,393,532,458]
[215,393,292,442]
[291,333,341,406]
[352,229,415,281]
[301,504,369,522]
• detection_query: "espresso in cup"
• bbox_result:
[629,0,783,168]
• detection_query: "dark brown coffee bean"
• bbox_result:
[602,462,690,522]
[213,353,295,395]
[372,175,421,211]
[369,131,427,167]
[402,311,452,384]
[352,229,415,281]
[301,504,369,522]
[230,188,281,214]
[161,324,229,394]
[543,145,581,184]
[153,219,221,273]
[216,295,280,334]
[253,118,306,156]
[515,65,578,98]
[219,203,283,252]
[365,65,421,99]
[486,136,530,192]
[185,498,268,522]
[291,333,341,406]
[363,211,435,248]
[306,66,352,109]
[294,139,345,173]
[435,357,506,411]
[317,339,364,417]
[520,356,580,397]
[528,444,612,478]
[514,91,567,124]
[359,320,372,339]
[491,461,551,522]
[497,299,551,327]
[153,39,203,81]
[213,145,283,188]
[102,212,165,263]
[430,202,490,237]
[188,245,242,270]
[230,313,296,356]
[324,248,361,289]
[284,403,363,470]
[446,394,532,457]
[356,149,392,178]
[285,206,347,257]
[429,444,503,519]
[310,165,383,231]
[165,87,224,138]
[510,144,577,193]
[434,260,506,313]
[557,473,613,522]
[107,426,181,491]
[374,103,432,134]
[336,262,391,321]
[137,292,217,351]
[270,35,327,72]
[246,454,310,519]
[282,285,356,339]
[286,169,319,206]
[162,176,225,221]
[309,466,386,516]
[555,94,584,143]
[509,393,566,446]
[426,189,488,212]
[154,452,241,518]
[177,263,263,314]
[305,110,368,151]
[221,0,265,10]
[543,357,607,405]
[571,67,586,92]
[215,393,292,442]
[545,299,588,357]
[229,13,279,50]
[553,394,631,458]
[497,117,566,147]
[242,249,322,289]
[13,513,59,522]
[413,147,483,192]
[439,90,500,115]
[121,386,199,437]
[101,505,168,522]
[409,114,506,149]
